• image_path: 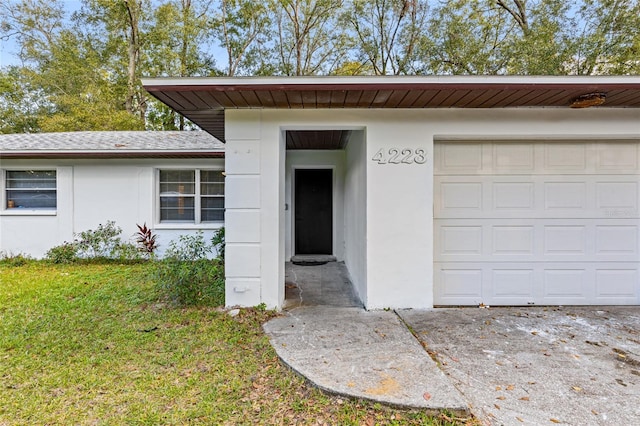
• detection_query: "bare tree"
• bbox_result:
[346,0,429,75]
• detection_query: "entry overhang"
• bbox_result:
[142,75,640,141]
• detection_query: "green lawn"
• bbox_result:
[0,262,471,425]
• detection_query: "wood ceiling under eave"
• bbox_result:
[144,79,640,142]
[285,130,351,150]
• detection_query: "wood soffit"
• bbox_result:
[143,77,640,142]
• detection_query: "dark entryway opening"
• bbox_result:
[295,169,333,255]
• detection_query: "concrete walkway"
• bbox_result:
[283,261,362,309]
[264,263,640,424]
[264,262,468,413]
[263,306,469,412]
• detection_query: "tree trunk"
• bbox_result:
[124,0,145,122]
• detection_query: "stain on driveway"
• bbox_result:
[398,307,640,425]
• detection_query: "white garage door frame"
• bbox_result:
[434,139,640,306]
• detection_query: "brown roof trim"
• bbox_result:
[0,151,225,159]
[142,76,640,139]
[144,81,640,94]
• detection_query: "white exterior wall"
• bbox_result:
[344,130,367,304]
[0,158,224,258]
[224,107,640,310]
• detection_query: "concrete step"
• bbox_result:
[290,255,337,265]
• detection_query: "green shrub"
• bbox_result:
[211,227,225,261]
[0,251,32,266]
[153,232,224,306]
[45,221,151,263]
[76,221,123,259]
[111,241,144,262]
[45,242,79,264]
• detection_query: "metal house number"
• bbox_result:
[371,148,427,164]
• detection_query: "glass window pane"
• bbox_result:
[160,182,195,195]
[6,190,56,209]
[200,182,225,196]
[159,170,195,195]
[160,196,195,221]
[200,171,225,195]
[201,170,224,183]
[201,197,224,222]
[6,170,56,188]
[160,170,195,183]
[5,170,56,209]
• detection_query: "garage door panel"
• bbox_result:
[543,269,589,300]
[596,142,639,172]
[544,143,588,171]
[436,176,640,219]
[440,226,482,255]
[439,182,483,210]
[596,181,638,211]
[435,143,484,173]
[436,219,639,262]
[543,225,586,255]
[435,262,639,306]
[596,269,638,300]
[493,182,535,209]
[492,226,535,255]
[435,141,640,175]
[544,182,586,210]
[596,226,638,254]
[434,268,483,305]
[493,143,535,171]
[492,269,534,299]
[434,140,640,306]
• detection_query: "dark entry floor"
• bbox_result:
[284,261,362,309]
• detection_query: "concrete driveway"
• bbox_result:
[398,307,640,425]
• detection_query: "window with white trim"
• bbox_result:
[5,170,57,210]
[159,169,224,223]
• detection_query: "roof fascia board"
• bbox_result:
[142,75,640,90]
[0,151,225,159]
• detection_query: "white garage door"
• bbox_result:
[434,141,640,306]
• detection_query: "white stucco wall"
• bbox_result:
[0,158,224,258]
[224,107,640,310]
[344,130,367,304]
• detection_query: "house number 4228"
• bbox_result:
[371,148,427,164]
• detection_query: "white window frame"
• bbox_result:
[156,168,224,227]
[1,168,58,216]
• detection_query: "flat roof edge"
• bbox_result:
[0,151,225,159]
[142,75,640,89]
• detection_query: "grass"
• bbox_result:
[0,261,473,425]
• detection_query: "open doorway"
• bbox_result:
[294,168,333,255]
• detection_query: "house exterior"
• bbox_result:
[141,76,640,310]
[0,131,225,258]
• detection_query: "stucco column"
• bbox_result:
[225,110,285,308]
[225,110,263,307]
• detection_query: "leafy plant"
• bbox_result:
[0,251,32,266]
[45,242,79,264]
[111,241,144,262]
[153,232,224,306]
[45,221,145,263]
[211,227,225,261]
[135,223,158,255]
[76,221,123,258]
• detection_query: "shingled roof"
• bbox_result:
[0,131,225,159]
